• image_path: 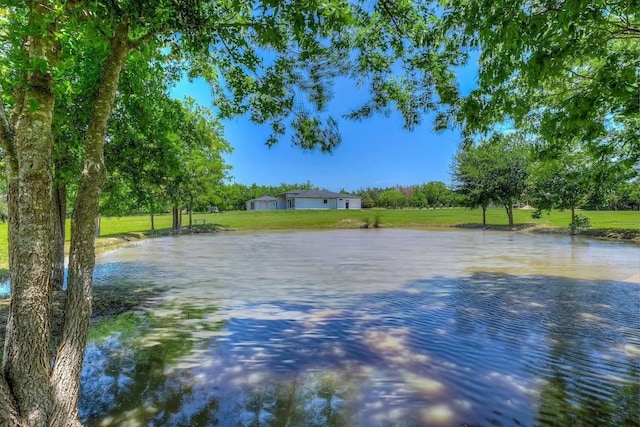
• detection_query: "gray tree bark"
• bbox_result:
[0,2,59,424]
[49,21,131,426]
[0,11,132,426]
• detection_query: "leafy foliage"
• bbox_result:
[527,151,592,214]
[570,214,591,231]
[440,0,639,172]
[451,134,530,227]
[377,189,407,208]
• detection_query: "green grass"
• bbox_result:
[0,208,638,271]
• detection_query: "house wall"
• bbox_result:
[246,200,276,211]
[274,194,362,210]
[337,198,362,210]
[291,197,332,210]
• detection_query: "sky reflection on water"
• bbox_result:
[81,229,639,426]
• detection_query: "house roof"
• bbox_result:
[247,196,277,202]
[279,189,360,199]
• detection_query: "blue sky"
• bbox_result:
[171,64,478,193]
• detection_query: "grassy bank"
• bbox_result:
[0,207,638,272]
[98,208,639,232]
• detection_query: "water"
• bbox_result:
[69,230,640,425]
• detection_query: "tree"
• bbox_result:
[451,145,493,226]
[409,188,428,209]
[527,152,593,231]
[610,179,640,210]
[102,55,184,225]
[165,100,232,230]
[377,189,407,208]
[0,2,461,424]
[440,1,639,171]
[452,135,530,228]
[421,181,451,208]
[355,187,382,208]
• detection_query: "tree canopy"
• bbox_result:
[451,134,530,228]
[440,0,639,169]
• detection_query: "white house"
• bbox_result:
[246,196,278,211]
[276,189,361,210]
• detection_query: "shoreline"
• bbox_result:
[454,223,640,244]
[0,222,636,284]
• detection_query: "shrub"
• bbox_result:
[373,213,381,228]
[570,214,591,231]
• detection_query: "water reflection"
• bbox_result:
[81,271,639,426]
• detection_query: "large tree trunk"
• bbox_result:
[0,93,24,427]
[49,21,131,427]
[482,206,487,227]
[52,182,67,291]
[0,2,60,424]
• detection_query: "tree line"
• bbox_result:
[124,180,461,213]
[451,134,640,229]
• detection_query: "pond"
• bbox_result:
[80,229,638,426]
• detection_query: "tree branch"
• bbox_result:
[379,0,404,35]
[612,23,640,38]
[565,68,593,81]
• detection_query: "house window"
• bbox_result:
[250,202,255,210]
[323,199,327,204]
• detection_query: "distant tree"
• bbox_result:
[610,179,640,210]
[451,145,493,226]
[421,181,451,209]
[452,135,530,228]
[356,187,382,208]
[378,189,407,209]
[103,60,182,225]
[359,191,376,209]
[409,189,428,209]
[165,101,232,230]
[528,152,593,231]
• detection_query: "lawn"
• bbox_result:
[0,208,638,271]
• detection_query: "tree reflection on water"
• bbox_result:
[80,273,639,426]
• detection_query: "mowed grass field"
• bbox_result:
[0,207,638,271]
